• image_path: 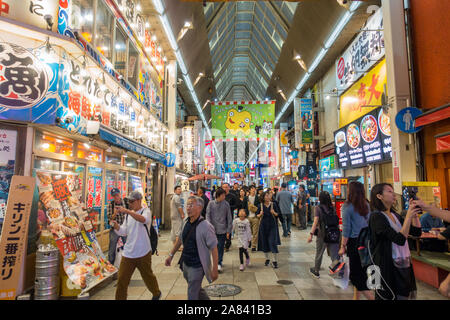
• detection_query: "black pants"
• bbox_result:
[239,247,249,264]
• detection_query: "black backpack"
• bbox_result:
[357,226,371,268]
[319,205,340,243]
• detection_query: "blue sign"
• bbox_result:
[395,107,423,134]
[98,126,165,163]
[164,153,176,167]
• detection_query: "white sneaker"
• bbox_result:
[245,258,250,267]
[239,264,244,271]
[218,264,223,273]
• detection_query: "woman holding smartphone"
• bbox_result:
[369,183,422,300]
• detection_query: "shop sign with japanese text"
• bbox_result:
[0,0,59,32]
[339,59,387,128]
[335,7,384,93]
[35,170,117,294]
[0,175,35,300]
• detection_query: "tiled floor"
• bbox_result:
[89,227,448,300]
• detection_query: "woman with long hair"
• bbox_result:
[339,181,374,300]
[256,190,281,268]
[369,183,421,300]
[236,188,249,217]
[307,191,340,279]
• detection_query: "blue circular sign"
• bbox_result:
[164,153,176,167]
[395,107,423,134]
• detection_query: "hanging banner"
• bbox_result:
[0,129,16,221]
[299,98,313,144]
[211,101,275,139]
[293,98,300,149]
[279,123,289,147]
[336,7,385,93]
[0,176,35,300]
[35,170,117,294]
[339,59,387,128]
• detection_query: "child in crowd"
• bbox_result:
[233,209,252,271]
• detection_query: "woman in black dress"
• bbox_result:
[369,183,422,300]
[256,191,281,268]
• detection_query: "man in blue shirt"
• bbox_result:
[276,183,294,237]
[420,212,444,232]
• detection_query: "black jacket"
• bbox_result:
[236,196,249,216]
[369,211,422,299]
[200,194,209,218]
[225,192,238,214]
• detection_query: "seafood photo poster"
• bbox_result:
[35,169,117,293]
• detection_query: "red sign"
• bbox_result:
[333,182,341,196]
[394,167,400,183]
[335,200,344,229]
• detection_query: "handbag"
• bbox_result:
[177,217,204,271]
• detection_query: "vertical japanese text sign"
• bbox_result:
[0,176,36,300]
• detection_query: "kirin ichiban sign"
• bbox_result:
[335,7,384,93]
[0,176,36,300]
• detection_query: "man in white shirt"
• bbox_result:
[171,186,184,245]
[110,191,161,300]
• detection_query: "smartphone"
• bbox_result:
[407,187,422,215]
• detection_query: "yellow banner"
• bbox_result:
[339,59,387,127]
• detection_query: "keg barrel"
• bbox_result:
[36,248,59,277]
[35,276,59,300]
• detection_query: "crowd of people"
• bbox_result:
[106,181,450,301]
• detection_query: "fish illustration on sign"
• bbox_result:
[224,106,253,135]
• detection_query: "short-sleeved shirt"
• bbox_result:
[298,191,307,206]
[171,194,183,219]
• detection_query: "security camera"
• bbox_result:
[44,15,54,30]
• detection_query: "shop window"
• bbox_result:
[128,43,139,88]
[87,166,103,232]
[36,131,74,157]
[95,0,114,61]
[77,143,103,162]
[125,157,138,169]
[34,157,60,171]
[114,25,127,77]
[71,0,95,43]
[106,154,121,165]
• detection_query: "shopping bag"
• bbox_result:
[332,255,349,290]
[114,237,124,269]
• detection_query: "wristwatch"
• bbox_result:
[169,252,174,257]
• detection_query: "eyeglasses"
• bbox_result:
[186,203,198,208]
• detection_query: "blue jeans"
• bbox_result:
[281,214,292,236]
[109,229,126,264]
[216,234,227,266]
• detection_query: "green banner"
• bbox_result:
[211,102,275,139]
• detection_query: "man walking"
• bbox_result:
[247,185,260,252]
[222,183,238,251]
[165,196,219,300]
[171,186,184,245]
[206,188,232,272]
[197,187,209,218]
[297,185,307,230]
[276,183,294,237]
[107,188,129,265]
[110,191,161,300]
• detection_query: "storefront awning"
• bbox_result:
[415,103,450,127]
[98,126,165,163]
[435,132,450,152]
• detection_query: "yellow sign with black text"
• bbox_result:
[339,59,387,127]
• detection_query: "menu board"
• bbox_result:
[36,170,117,293]
[334,107,392,169]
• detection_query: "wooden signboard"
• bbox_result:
[0,176,36,300]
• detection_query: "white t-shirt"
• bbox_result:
[115,207,151,259]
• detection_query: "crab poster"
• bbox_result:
[211,101,275,139]
[35,170,117,293]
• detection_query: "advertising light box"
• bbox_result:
[334,107,391,169]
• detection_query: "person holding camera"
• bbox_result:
[369,183,422,300]
[107,188,129,265]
